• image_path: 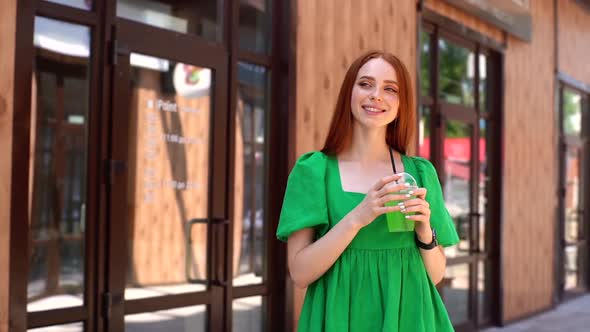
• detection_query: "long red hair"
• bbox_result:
[321,51,415,155]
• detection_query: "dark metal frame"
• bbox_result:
[556,81,590,302]
[10,0,103,330]
[419,8,504,332]
[9,0,293,331]
[108,19,229,332]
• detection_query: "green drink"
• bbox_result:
[384,172,418,232]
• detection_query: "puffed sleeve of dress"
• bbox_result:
[276,151,330,242]
[412,156,460,247]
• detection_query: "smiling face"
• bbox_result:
[350,57,400,129]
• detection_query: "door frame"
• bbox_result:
[556,79,590,302]
[106,17,230,332]
[10,0,292,331]
[419,11,504,331]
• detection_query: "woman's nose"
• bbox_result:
[369,94,383,102]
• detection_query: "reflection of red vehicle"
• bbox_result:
[419,138,486,180]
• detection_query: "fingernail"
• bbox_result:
[398,202,404,207]
[405,215,412,219]
[401,208,406,213]
[405,194,411,198]
[408,190,414,195]
[404,183,410,187]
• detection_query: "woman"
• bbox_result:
[276,50,459,331]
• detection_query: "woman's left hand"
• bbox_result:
[399,188,432,241]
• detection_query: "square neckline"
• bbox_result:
[332,153,410,195]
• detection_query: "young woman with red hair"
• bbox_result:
[277,51,459,331]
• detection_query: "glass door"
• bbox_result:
[419,23,501,331]
[558,86,589,299]
[107,18,229,332]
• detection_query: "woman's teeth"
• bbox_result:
[363,106,384,113]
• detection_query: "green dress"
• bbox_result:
[276,151,460,332]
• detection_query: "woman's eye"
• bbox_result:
[385,87,398,93]
[359,82,371,88]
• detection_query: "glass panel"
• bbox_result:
[117,0,223,42]
[239,0,272,54]
[418,105,431,159]
[564,147,580,244]
[563,89,583,136]
[28,16,90,312]
[443,120,472,258]
[28,322,84,331]
[441,264,470,324]
[44,0,92,11]
[233,296,266,332]
[479,119,488,252]
[477,261,490,324]
[125,53,212,300]
[439,38,475,107]
[233,62,269,287]
[420,31,431,98]
[125,304,206,332]
[564,245,578,290]
[479,54,487,112]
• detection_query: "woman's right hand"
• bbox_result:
[352,174,412,228]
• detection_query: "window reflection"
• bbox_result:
[564,246,579,290]
[233,296,266,332]
[479,54,487,112]
[117,0,223,42]
[28,322,84,331]
[233,62,269,287]
[44,0,93,11]
[563,89,583,136]
[239,0,272,54]
[420,31,431,98]
[418,105,431,159]
[441,264,470,324]
[479,119,488,252]
[124,54,212,300]
[443,120,472,258]
[125,304,206,332]
[564,148,580,243]
[439,38,474,107]
[28,16,90,312]
[478,261,491,324]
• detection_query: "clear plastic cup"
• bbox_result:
[384,172,418,232]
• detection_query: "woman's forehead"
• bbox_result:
[356,58,398,82]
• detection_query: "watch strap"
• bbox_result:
[415,228,438,250]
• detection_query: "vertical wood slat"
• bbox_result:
[0,1,17,331]
[502,0,557,322]
[558,0,590,84]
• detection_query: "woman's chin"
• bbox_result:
[354,119,391,130]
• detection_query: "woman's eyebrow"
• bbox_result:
[358,76,398,85]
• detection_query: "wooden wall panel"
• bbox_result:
[503,0,556,321]
[424,0,504,43]
[293,0,416,328]
[0,1,16,331]
[295,0,417,157]
[558,0,590,84]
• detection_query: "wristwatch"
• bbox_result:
[415,228,438,250]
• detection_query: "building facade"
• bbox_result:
[0,0,589,332]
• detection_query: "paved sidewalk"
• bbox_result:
[482,294,590,332]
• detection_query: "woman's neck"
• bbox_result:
[342,124,390,165]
